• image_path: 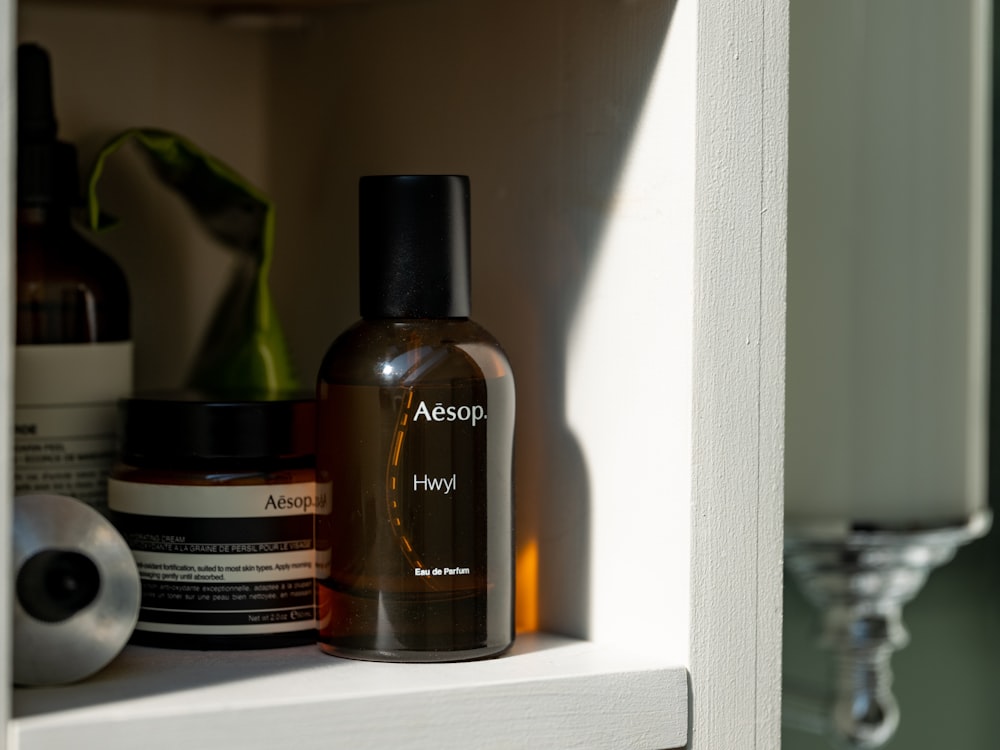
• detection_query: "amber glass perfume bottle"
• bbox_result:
[15,44,132,512]
[316,175,515,662]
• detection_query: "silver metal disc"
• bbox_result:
[13,494,141,686]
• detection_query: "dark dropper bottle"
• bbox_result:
[316,175,515,662]
[16,43,130,345]
[15,43,132,512]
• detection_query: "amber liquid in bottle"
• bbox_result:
[316,174,515,662]
[17,202,130,346]
[16,44,129,345]
[317,320,515,661]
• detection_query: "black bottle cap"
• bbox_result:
[17,43,57,142]
[359,175,472,319]
[16,43,59,207]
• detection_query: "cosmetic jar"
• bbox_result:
[108,391,320,649]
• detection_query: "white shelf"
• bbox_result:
[11,633,687,750]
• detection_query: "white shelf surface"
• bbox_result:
[11,632,687,750]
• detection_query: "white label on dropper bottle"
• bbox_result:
[14,341,133,511]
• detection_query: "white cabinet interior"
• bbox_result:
[2,1,788,748]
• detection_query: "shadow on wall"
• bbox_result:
[267,0,678,639]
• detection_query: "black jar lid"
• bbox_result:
[118,390,315,468]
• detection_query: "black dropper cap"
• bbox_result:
[16,43,60,207]
[359,175,472,319]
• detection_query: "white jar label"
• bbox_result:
[109,479,319,635]
[14,341,133,510]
